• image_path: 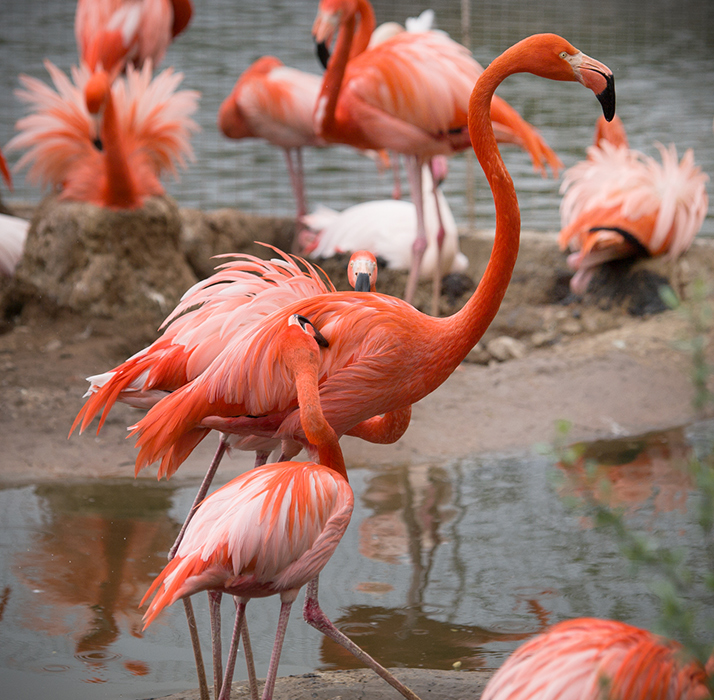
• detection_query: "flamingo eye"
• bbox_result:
[559,51,569,59]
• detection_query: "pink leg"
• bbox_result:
[262,599,294,700]
[429,159,446,317]
[403,157,427,308]
[302,579,421,700]
[183,597,210,700]
[218,598,248,700]
[209,591,223,700]
[169,435,229,560]
[234,597,258,700]
[391,152,402,200]
[254,450,271,468]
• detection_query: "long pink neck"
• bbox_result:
[100,89,140,209]
[435,45,523,364]
[316,0,375,142]
[294,354,348,481]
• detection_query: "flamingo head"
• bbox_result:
[348,250,378,292]
[281,315,329,373]
[313,0,355,67]
[85,70,111,115]
[513,34,616,121]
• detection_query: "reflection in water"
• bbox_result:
[558,427,694,520]
[13,482,177,681]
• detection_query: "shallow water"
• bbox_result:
[0,0,713,236]
[1,422,712,700]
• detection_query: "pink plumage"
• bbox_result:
[481,618,711,700]
[7,60,199,209]
[559,116,709,294]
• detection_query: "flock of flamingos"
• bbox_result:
[1,0,712,698]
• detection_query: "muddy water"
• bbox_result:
[1,423,712,700]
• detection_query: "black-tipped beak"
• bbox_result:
[93,137,103,151]
[596,73,616,122]
[295,314,330,348]
[353,272,371,292]
[316,40,331,70]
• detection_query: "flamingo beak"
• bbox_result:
[574,54,616,121]
[353,272,371,292]
[316,40,331,69]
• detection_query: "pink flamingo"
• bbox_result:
[481,618,712,700]
[90,34,614,482]
[217,56,325,223]
[6,60,199,210]
[559,115,709,294]
[141,313,421,700]
[0,148,28,277]
[75,0,193,73]
[312,0,564,311]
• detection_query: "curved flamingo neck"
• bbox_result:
[97,86,141,209]
[349,0,375,58]
[439,43,523,359]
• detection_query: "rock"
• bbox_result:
[464,342,491,365]
[1,194,197,326]
[486,335,527,362]
[180,207,296,279]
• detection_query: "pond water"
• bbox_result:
[1,422,713,700]
[0,0,713,236]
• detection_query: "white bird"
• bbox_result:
[0,213,28,277]
[300,160,468,283]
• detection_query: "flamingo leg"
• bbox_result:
[403,157,427,308]
[236,600,258,700]
[254,449,272,468]
[218,598,248,700]
[302,578,421,700]
[391,152,402,200]
[260,598,295,700]
[183,597,210,700]
[429,158,446,317]
[169,434,229,560]
[209,591,223,700]
[285,148,308,253]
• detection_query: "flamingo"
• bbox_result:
[300,157,468,285]
[0,149,28,276]
[141,313,421,700]
[217,56,325,223]
[6,60,199,210]
[480,617,712,700]
[312,0,564,310]
[103,34,614,482]
[559,115,709,294]
[75,0,193,74]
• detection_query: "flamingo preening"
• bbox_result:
[6,60,199,210]
[312,0,564,309]
[480,618,712,700]
[75,0,193,74]
[141,313,421,700]
[559,115,709,294]
[72,34,614,488]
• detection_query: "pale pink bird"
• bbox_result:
[481,618,712,700]
[6,60,199,210]
[88,34,614,484]
[0,149,27,277]
[218,56,325,223]
[300,158,469,286]
[141,313,420,700]
[75,0,193,74]
[559,115,709,294]
[312,0,563,309]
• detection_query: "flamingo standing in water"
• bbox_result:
[559,115,709,294]
[75,0,193,73]
[217,56,325,223]
[90,34,614,481]
[141,313,421,700]
[312,0,564,311]
[480,618,712,700]
[6,61,199,210]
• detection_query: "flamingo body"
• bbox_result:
[481,618,711,700]
[0,213,29,277]
[142,459,354,625]
[559,116,709,294]
[7,60,199,210]
[301,164,468,279]
[75,0,193,73]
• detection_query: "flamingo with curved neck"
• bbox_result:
[86,34,614,482]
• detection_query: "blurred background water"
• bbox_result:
[0,0,713,235]
[0,424,713,700]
